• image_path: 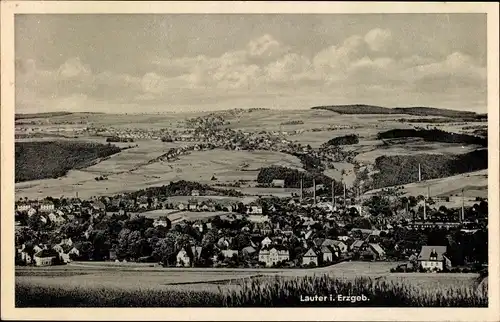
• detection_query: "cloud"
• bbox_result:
[58,57,91,79]
[15,31,487,113]
[364,28,392,52]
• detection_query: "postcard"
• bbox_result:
[1,1,499,321]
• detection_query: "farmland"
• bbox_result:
[15,261,484,307]
[15,109,486,200]
[15,145,302,200]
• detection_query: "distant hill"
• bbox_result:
[15,112,74,120]
[15,111,105,120]
[311,104,481,118]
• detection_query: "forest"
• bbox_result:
[15,141,122,182]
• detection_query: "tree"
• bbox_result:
[153,237,176,266]
[201,230,217,248]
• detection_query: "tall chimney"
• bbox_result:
[418,163,422,182]
[313,178,316,206]
[461,189,465,222]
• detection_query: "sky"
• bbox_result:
[15,14,487,114]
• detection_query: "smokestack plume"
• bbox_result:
[418,163,422,182]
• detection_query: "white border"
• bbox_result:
[1,2,499,321]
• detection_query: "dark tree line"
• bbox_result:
[322,134,359,147]
[371,149,487,189]
[15,141,122,182]
[377,129,487,147]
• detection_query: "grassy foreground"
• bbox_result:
[16,275,488,307]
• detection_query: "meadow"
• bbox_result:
[15,268,486,307]
[15,146,302,200]
[15,110,484,200]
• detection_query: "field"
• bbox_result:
[15,140,122,182]
[364,170,488,206]
[140,210,231,223]
[15,261,485,307]
[15,145,302,200]
[15,109,487,200]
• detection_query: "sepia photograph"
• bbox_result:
[1,1,499,321]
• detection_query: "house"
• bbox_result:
[241,246,257,257]
[320,246,334,263]
[222,249,239,259]
[153,218,169,227]
[188,203,198,211]
[18,244,42,265]
[272,179,285,188]
[364,243,386,260]
[247,205,263,215]
[16,203,31,212]
[247,215,269,223]
[330,240,348,254]
[57,244,80,263]
[178,203,186,211]
[260,222,273,235]
[191,190,200,197]
[261,237,272,248]
[33,249,59,266]
[417,246,451,271]
[302,248,318,266]
[40,216,48,224]
[350,240,365,252]
[176,248,191,267]
[92,201,106,212]
[27,208,37,217]
[39,202,55,213]
[259,247,289,267]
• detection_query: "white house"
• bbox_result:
[247,205,263,215]
[321,246,333,262]
[271,179,285,188]
[16,203,31,212]
[222,249,239,259]
[259,247,289,267]
[39,202,55,213]
[261,237,272,248]
[417,246,451,271]
[176,248,191,267]
[302,248,318,266]
[33,249,58,266]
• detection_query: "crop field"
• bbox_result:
[354,140,480,165]
[364,169,488,204]
[15,261,484,307]
[15,145,302,200]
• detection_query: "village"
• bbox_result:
[15,174,488,274]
